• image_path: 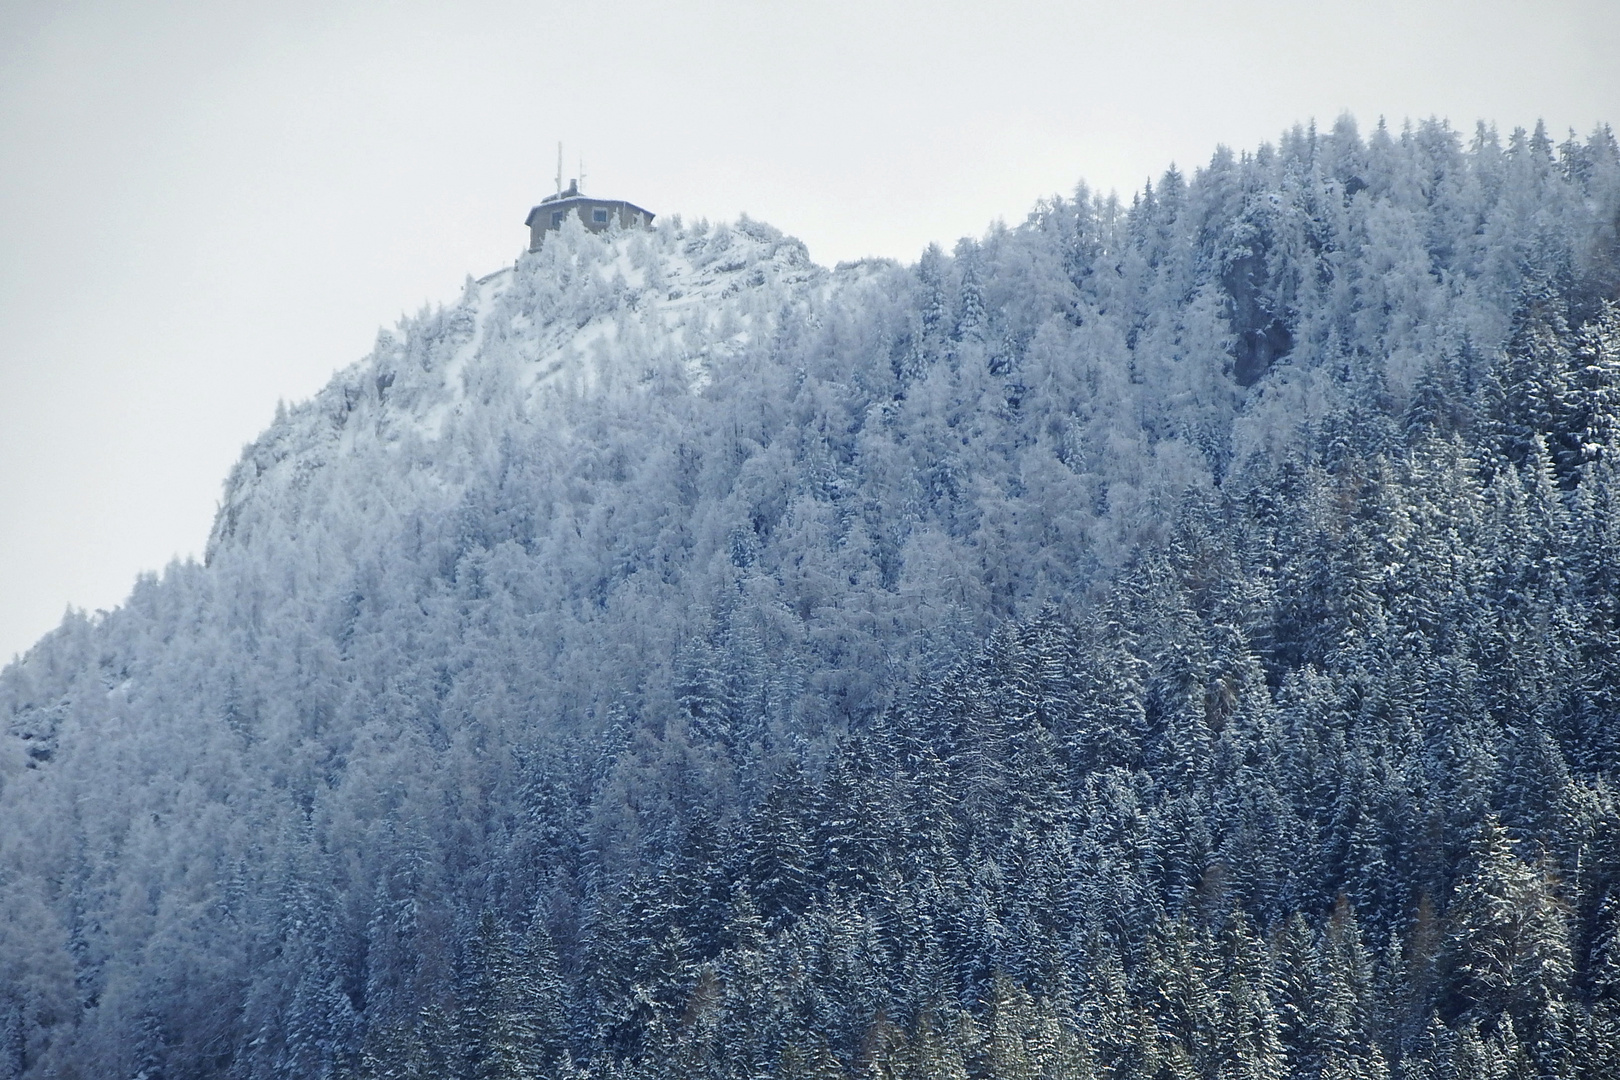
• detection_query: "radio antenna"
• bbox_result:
[555,142,563,197]
[578,154,586,194]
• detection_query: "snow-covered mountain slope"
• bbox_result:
[4,120,1620,1080]
[208,215,827,568]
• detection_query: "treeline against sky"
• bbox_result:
[2,117,1620,1079]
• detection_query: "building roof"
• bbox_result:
[537,180,580,205]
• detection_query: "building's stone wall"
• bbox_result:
[526,197,654,250]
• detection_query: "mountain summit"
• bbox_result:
[209,215,820,568]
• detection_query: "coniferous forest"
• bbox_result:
[5,117,1620,1079]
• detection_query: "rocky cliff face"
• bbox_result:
[208,215,826,568]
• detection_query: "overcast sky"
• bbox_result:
[1,0,1616,663]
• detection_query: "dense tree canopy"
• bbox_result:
[3,117,1620,1079]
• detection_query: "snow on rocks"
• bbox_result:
[206,215,827,565]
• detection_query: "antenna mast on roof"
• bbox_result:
[578,155,586,194]
[555,142,563,197]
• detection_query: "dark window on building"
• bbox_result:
[593,208,609,224]
[551,211,565,226]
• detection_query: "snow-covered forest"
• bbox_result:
[4,116,1620,1079]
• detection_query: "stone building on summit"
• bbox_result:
[525,177,654,251]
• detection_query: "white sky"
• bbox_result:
[1,0,1616,664]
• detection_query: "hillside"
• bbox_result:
[4,117,1620,1079]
